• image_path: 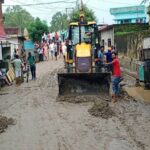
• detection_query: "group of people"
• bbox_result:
[35,33,67,62]
[95,45,121,103]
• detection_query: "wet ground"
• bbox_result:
[0,59,150,150]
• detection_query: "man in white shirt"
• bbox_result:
[62,43,67,60]
[12,55,23,84]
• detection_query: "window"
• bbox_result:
[102,40,105,46]
[108,39,111,47]
[71,25,95,45]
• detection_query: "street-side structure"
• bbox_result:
[110,5,147,24]
[98,25,114,51]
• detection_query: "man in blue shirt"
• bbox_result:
[105,47,113,72]
[97,46,104,72]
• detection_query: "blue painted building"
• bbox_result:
[110,5,147,24]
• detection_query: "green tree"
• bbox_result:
[70,5,97,22]
[28,17,49,42]
[49,12,68,32]
[4,6,34,33]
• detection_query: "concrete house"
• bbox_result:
[110,5,147,24]
[98,25,114,51]
[5,27,24,59]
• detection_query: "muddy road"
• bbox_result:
[0,59,150,150]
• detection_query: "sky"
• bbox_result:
[2,0,149,25]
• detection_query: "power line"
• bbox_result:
[97,0,140,6]
[3,1,76,7]
[6,0,71,14]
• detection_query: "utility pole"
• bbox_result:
[81,0,83,11]
[0,0,6,39]
[76,0,80,11]
[65,7,74,19]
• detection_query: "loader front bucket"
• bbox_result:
[58,72,111,96]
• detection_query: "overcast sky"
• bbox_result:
[2,0,149,25]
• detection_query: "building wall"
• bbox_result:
[115,30,150,58]
[9,38,19,59]
[100,28,114,51]
[7,37,23,59]
[110,5,147,24]
[0,42,11,61]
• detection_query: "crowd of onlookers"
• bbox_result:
[34,32,67,62]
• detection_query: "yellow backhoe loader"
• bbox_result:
[58,13,111,96]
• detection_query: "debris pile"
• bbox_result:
[88,100,114,119]
[0,115,15,134]
[57,95,110,103]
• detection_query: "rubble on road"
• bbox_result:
[88,100,115,119]
[0,115,16,134]
[57,95,110,103]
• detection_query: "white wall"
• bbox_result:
[7,37,19,59]
[100,28,114,51]
[143,37,150,49]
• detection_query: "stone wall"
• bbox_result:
[115,30,150,59]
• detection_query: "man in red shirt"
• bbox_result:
[105,52,121,103]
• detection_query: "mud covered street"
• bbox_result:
[0,59,150,150]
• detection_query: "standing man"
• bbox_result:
[105,47,113,72]
[97,46,104,72]
[54,42,58,61]
[12,55,23,85]
[27,52,36,80]
[105,52,121,103]
[62,42,67,66]
[49,41,54,60]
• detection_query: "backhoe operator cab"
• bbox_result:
[66,21,99,73]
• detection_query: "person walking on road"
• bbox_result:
[12,55,23,85]
[62,42,67,61]
[54,42,58,61]
[59,41,63,58]
[43,43,49,61]
[49,41,54,60]
[105,52,121,103]
[27,52,36,80]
